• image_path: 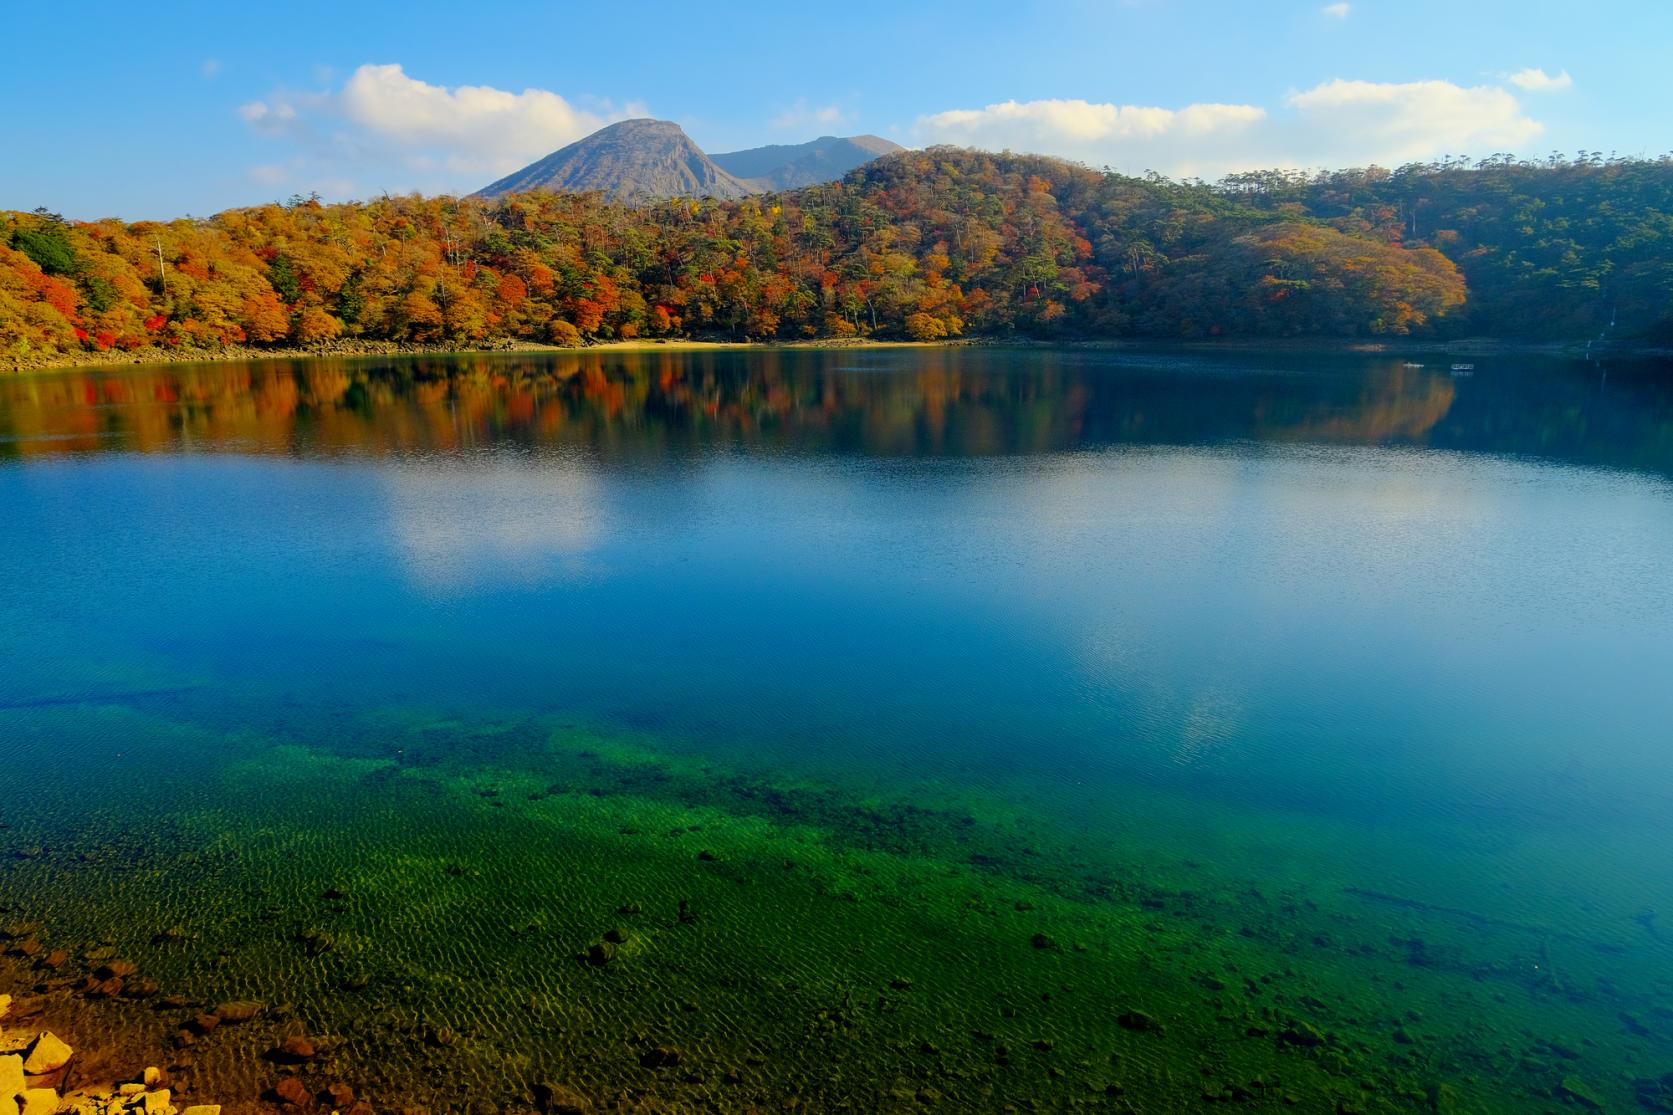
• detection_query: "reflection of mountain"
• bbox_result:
[3,351,1671,477]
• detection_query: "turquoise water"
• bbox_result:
[2,347,1672,1113]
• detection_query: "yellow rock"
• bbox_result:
[21,1032,72,1076]
[142,1069,160,1088]
[1,1055,24,1115]
[0,993,12,1020]
[180,1107,221,1115]
[20,1090,58,1115]
[117,1086,145,1097]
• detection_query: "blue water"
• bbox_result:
[3,347,1672,1111]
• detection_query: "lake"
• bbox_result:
[2,346,1672,1113]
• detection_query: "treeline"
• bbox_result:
[3,147,1670,361]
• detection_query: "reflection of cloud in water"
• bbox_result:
[1174,687,1245,765]
[383,457,604,589]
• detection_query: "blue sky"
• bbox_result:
[4,0,1667,219]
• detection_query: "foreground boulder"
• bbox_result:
[22,1032,73,1075]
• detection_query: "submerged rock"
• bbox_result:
[1116,1010,1162,1034]
[294,929,335,957]
[212,1001,264,1023]
[531,1082,591,1115]
[271,1077,311,1107]
[639,1045,681,1069]
[85,977,124,999]
[274,1035,316,1062]
[584,941,616,967]
[1633,1074,1673,1113]
[1278,1022,1325,1047]
[1556,1076,1603,1111]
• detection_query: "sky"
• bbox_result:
[4,0,1668,220]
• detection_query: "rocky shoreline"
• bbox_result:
[2,994,219,1115]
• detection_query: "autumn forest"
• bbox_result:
[5,147,1673,365]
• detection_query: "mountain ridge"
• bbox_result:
[712,134,903,191]
[474,119,903,201]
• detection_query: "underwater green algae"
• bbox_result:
[4,699,1671,1114]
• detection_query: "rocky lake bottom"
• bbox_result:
[4,696,1673,1114]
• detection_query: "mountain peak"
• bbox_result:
[475,120,905,202]
[474,118,753,202]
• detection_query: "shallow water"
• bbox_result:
[2,347,1672,1113]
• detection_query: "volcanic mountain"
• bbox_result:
[474,119,903,202]
[474,119,751,202]
[712,134,903,191]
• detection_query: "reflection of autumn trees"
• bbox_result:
[6,352,1671,473]
[1261,369,1457,443]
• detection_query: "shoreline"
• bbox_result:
[0,337,960,376]
[5,334,1669,377]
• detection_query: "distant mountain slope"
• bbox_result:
[474,119,753,202]
[711,135,904,190]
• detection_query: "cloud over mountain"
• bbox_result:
[916,78,1545,179]
[239,64,644,195]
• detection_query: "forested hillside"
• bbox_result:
[4,147,1670,363]
[1220,155,1673,340]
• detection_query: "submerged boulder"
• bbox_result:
[532,1082,592,1115]
[1116,1010,1162,1034]
[274,1035,316,1063]
[212,1000,265,1023]
[271,1077,311,1107]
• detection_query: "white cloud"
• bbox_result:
[915,77,1545,179]
[769,100,854,131]
[238,63,643,200]
[1322,3,1351,18]
[1504,67,1573,93]
[921,98,1264,153]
